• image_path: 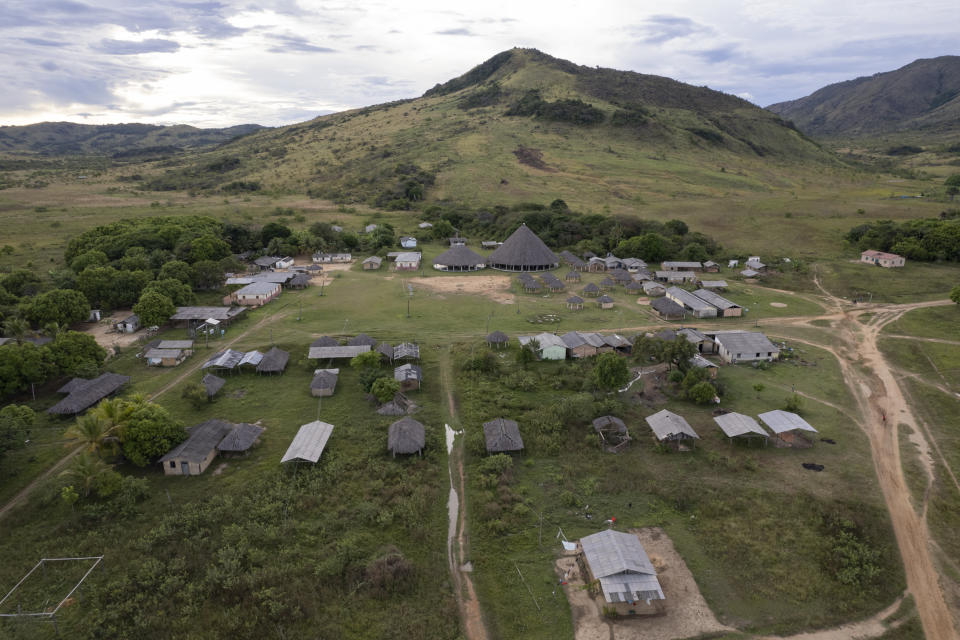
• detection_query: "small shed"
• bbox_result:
[486,331,508,348]
[483,418,524,454]
[281,421,334,464]
[257,346,289,374]
[400,236,418,249]
[758,410,818,447]
[713,412,769,445]
[394,342,420,361]
[388,417,426,457]
[394,364,423,391]
[597,295,615,309]
[114,314,140,334]
[310,369,339,397]
[144,348,186,367]
[592,416,631,452]
[702,260,720,273]
[202,373,225,398]
[645,409,699,449]
[363,256,383,270]
[566,295,584,310]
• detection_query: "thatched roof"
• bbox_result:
[48,373,131,415]
[377,401,406,416]
[483,418,524,453]
[218,423,264,452]
[565,270,581,280]
[597,295,614,304]
[347,333,378,347]
[311,336,339,348]
[486,330,508,344]
[593,416,627,434]
[203,373,225,397]
[377,342,394,360]
[583,282,600,293]
[567,295,584,304]
[625,281,644,291]
[434,245,486,267]
[257,346,289,373]
[487,224,559,271]
[310,370,339,391]
[651,297,685,316]
[388,417,425,455]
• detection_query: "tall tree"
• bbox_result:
[20,288,90,328]
[592,353,630,391]
[133,290,176,327]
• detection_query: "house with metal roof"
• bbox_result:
[661,261,702,271]
[254,255,280,269]
[702,260,720,272]
[170,306,246,327]
[642,281,665,297]
[159,419,263,476]
[48,373,131,415]
[860,250,905,268]
[400,236,418,249]
[144,347,187,367]
[561,331,595,358]
[709,331,779,364]
[621,257,647,272]
[393,342,420,361]
[691,289,742,317]
[579,530,664,611]
[666,287,717,319]
[202,349,245,371]
[309,344,371,360]
[645,410,699,448]
[281,421,334,463]
[700,280,728,291]
[394,252,421,270]
[655,270,697,284]
[518,333,567,360]
[713,412,769,444]
[483,418,524,454]
[740,268,760,278]
[388,417,425,457]
[363,256,383,270]
[228,281,281,307]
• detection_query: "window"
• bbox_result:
[756,353,760,357]
[169,461,175,468]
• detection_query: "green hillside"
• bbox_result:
[0,122,265,158]
[134,48,840,211]
[767,56,960,140]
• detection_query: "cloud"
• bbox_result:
[435,28,475,36]
[19,37,67,47]
[690,44,740,63]
[93,38,180,55]
[266,34,336,53]
[628,15,712,45]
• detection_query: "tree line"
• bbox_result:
[846,215,960,262]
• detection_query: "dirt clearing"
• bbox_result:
[770,302,788,308]
[408,275,515,304]
[81,311,144,350]
[557,527,732,640]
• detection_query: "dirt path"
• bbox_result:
[805,277,956,640]
[0,306,289,523]
[439,353,489,640]
[883,334,960,347]
[760,595,906,640]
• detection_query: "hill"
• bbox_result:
[767,56,960,139]
[133,48,839,210]
[0,121,266,158]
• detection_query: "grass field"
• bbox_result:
[883,305,960,340]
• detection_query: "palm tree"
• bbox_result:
[43,321,67,338]
[64,414,113,457]
[91,397,134,442]
[2,317,29,344]
[60,453,115,498]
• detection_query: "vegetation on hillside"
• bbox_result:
[845,215,960,261]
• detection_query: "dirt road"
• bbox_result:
[439,354,490,640]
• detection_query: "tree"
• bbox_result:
[945,174,960,187]
[688,381,717,404]
[178,234,231,263]
[0,270,43,297]
[350,351,381,369]
[753,383,765,397]
[371,377,401,403]
[516,342,537,369]
[0,404,34,465]
[666,337,697,371]
[633,335,666,365]
[20,288,90,328]
[121,402,186,467]
[91,397,134,439]
[64,414,115,457]
[49,331,106,378]
[951,284,960,305]
[59,453,119,498]
[592,353,630,391]
[261,222,292,247]
[69,249,109,273]
[680,242,709,263]
[2,316,29,344]
[133,290,175,328]
[785,394,804,414]
[191,260,224,290]
[637,233,672,262]
[158,260,194,284]
[181,382,209,408]
[665,219,689,236]
[143,278,195,306]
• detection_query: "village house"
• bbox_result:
[114,313,140,334]
[651,297,686,320]
[394,252,421,270]
[363,256,383,270]
[312,252,352,263]
[518,333,567,360]
[388,417,426,457]
[394,364,423,391]
[661,261,702,272]
[160,419,262,476]
[275,256,294,269]
[666,287,718,319]
[691,289,743,317]
[645,409,700,449]
[48,373,131,415]
[578,530,664,614]
[708,331,779,364]
[860,250,905,268]
[310,369,339,397]
[227,281,281,307]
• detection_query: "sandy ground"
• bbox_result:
[770,302,788,308]
[557,527,732,640]
[408,275,515,304]
[80,310,145,350]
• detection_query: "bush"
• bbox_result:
[181,382,209,408]
[688,381,717,404]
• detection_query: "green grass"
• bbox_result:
[815,260,960,303]
[454,340,902,637]
[878,336,960,389]
[897,424,929,512]
[883,304,960,340]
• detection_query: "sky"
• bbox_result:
[0,0,956,128]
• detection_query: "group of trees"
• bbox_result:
[421,199,722,262]
[846,217,960,262]
[0,404,34,468]
[350,351,400,402]
[0,330,106,397]
[634,334,720,404]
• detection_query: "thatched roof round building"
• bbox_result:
[388,417,425,456]
[433,245,487,271]
[487,224,559,272]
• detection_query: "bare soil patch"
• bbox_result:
[408,275,515,304]
[81,311,144,350]
[513,146,554,171]
[770,302,788,308]
[557,527,732,640]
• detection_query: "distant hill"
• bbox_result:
[767,56,960,138]
[132,48,838,209]
[0,122,266,158]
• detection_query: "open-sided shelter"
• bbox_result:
[645,409,699,448]
[281,421,334,463]
[310,369,339,397]
[433,245,487,271]
[486,331,508,348]
[388,417,426,457]
[394,364,423,391]
[759,410,818,446]
[566,295,584,310]
[257,346,289,374]
[592,416,631,452]
[713,412,769,445]
[202,373,225,398]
